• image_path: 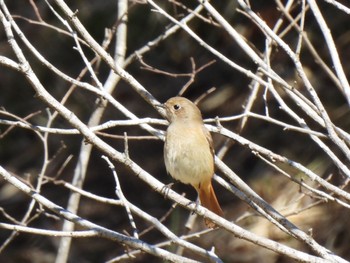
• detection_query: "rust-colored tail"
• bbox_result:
[198,181,223,228]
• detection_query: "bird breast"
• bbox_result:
[164,123,214,186]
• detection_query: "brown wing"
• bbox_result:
[202,125,214,157]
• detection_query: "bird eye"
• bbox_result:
[173,104,181,110]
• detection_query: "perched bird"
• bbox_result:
[161,96,223,228]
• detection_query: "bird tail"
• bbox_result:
[198,181,223,228]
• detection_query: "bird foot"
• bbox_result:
[161,182,175,198]
[191,198,200,215]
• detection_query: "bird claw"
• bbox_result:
[161,182,175,198]
[190,198,200,215]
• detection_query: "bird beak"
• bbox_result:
[155,103,168,120]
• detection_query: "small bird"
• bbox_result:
[161,96,223,228]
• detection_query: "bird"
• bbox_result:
[161,96,223,228]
